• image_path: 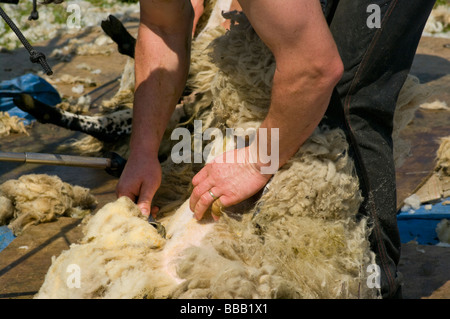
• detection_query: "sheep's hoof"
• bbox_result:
[13,94,60,124]
[101,15,136,59]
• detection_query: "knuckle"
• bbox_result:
[193,186,203,197]
[199,193,212,205]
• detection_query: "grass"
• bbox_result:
[434,0,448,7]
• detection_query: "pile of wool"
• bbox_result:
[436,219,450,245]
[45,74,98,89]
[420,100,450,111]
[0,111,29,137]
[0,174,97,236]
[35,11,379,299]
[436,136,450,176]
[49,35,116,62]
[435,136,450,201]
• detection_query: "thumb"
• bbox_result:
[137,184,157,217]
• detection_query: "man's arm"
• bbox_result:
[116,0,194,216]
[190,0,344,219]
[240,0,344,169]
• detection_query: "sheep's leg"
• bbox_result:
[13,94,132,142]
[101,15,136,59]
[161,200,216,283]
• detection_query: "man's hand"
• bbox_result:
[116,151,161,217]
[189,146,272,221]
[115,0,193,216]
[189,0,343,219]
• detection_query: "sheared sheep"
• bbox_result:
[34,11,380,299]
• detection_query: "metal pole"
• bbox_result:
[0,151,111,169]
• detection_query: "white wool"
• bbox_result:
[35,197,208,299]
[71,85,85,95]
[196,0,232,41]
[54,95,92,114]
[0,196,14,225]
[402,194,422,211]
[0,111,29,137]
[420,100,450,110]
[436,136,450,176]
[424,4,450,37]
[436,219,450,244]
[36,11,379,299]
[76,63,93,71]
[0,174,97,236]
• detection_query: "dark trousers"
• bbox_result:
[320,0,436,298]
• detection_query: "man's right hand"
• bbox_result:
[116,151,162,217]
[115,0,194,217]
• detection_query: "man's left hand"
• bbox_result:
[189,146,272,220]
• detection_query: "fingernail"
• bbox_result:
[140,207,149,216]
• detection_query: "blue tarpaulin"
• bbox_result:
[0,225,15,253]
[0,73,61,125]
[397,198,450,245]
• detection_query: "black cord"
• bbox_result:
[0,5,53,75]
[28,0,38,20]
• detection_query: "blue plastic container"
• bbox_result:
[397,198,450,245]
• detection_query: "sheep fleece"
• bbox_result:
[35,11,380,299]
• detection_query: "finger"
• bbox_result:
[193,190,217,220]
[151,206,159,218]
[192,166,209,186]
[215,194,238,208]
[189,178,215,211]
[137,185,156,217]
[211,199,225,221]
[137,202,151,216]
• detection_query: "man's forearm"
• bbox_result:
[130,1,194,157]
[256,58,343,170]
[240,0,343,172]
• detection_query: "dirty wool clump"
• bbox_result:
[434,135,450,200]
[0,111,29,137]
[35,11,379,299]
[436,136,450,177]
[0,174,97,236]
